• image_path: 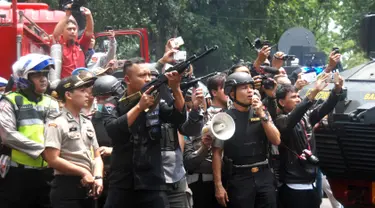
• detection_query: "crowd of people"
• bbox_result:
[0,2,347,208]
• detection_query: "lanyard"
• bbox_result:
[300,118,311,151]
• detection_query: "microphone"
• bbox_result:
[260,66,280,75]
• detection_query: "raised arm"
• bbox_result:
[53,8,72,41]
[309,74,344,126]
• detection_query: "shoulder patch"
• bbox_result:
[104,102,115,113]
[81,113,91,120]
[48,123,58,128]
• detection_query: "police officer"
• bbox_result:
[212,72,281,208]
[91,75,125,207]
[102,57,186,208]
[0,76,8,98]
[0,53,59,208]
[43,75,104,208]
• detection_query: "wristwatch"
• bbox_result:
[94,176,103,180]
[260,113,270,122]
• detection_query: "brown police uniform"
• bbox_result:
[44,75,100,208]
[45,108,99,208]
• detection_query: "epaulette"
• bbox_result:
[43,94,59,102]
[48,111,63,119]
[3,91,13,96]
[81,113,92,120]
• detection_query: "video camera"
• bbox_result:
[332,47,340,55]
[254,38,271,50]
[300,149,319,165]
[281,54,296,61]
[62,0,86,11]
[258,66,279,90]
[104,26,113,31]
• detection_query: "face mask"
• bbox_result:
[97,104,103,112]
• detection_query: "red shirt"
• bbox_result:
[60,33,91,78]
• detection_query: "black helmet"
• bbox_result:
[92,75,124,97]
[224,72,254,108]
[224,72,254,95]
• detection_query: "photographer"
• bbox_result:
[212,72,280,208]
[271,52,288,75]
[275,73,344,208]
[251,45,271,76]
[53,3,94,78]
[87,30,117,71]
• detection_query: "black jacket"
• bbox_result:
[275,90,341,184]
[102,98,186,190]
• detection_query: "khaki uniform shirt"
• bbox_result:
[44,108,99,175]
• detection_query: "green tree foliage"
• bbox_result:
[84,0,372,73]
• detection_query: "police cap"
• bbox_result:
[56,75,95,100]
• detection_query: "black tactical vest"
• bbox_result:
[224,108,268,165]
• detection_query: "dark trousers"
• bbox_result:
[189,176,221,208]
[279,184,321,208]
[0,166,53,208]
[227,167,277,208]
[50,175,94,208]
[104,187,169,208]
[166,177,191,208]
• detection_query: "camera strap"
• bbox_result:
[299,119,311,151]
[280,118,312,160]
[279,142,304,160]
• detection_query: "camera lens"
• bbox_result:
[306,154,319,165]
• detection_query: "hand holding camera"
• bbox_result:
[82,7,91,16]
[192,87,204,110]
[333,72,344,94]
[258,46,271,63]
[295,73,309,90]
[159,49,178,64]
[298,149,319,165]
[307,73,329,101]
[325,49,341,73]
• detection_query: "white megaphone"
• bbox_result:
[202,112,235,141]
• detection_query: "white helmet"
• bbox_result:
[12,53,54,89]
[0,77,8,87]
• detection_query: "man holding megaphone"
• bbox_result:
[212,72,281,208]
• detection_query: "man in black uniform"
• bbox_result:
[91,75,125,207]
[275,73,344,208]
[102,58,186,208]
[212,72,281,208]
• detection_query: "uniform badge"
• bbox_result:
[104,103,115,113]
[69,127,78,132]
[48,123,58,128]
[250,117,260,122]
[91,56,98,63]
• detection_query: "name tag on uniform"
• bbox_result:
[69,127,78,132]
[250,117,260,122]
